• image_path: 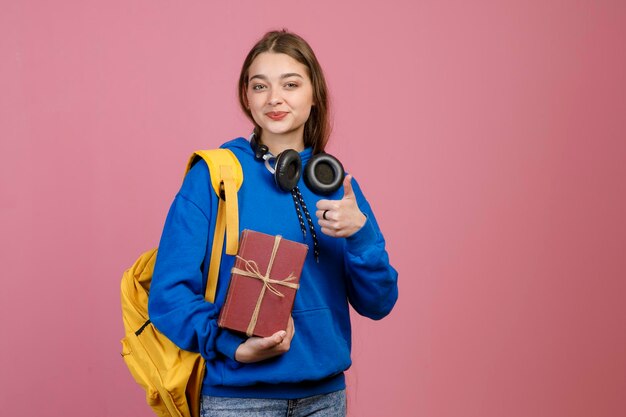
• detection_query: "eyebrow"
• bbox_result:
[249,73,304,82]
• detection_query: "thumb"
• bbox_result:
[342,175,355,200]
[255,330,286,350]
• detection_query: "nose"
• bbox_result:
[268,91,283,106]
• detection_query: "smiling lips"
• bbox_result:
[266,111,288,121]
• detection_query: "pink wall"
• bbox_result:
[1,1,625,416]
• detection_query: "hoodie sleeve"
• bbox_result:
[148,160,245,361]
[343,177,399,320]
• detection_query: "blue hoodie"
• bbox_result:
[148,137,398,399]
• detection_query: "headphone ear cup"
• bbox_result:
[304,153,345,195]
[274,150,302,192]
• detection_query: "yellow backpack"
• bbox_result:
[120,149,243,417]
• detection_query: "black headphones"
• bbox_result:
[251,136,344,195]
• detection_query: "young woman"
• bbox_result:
[149,30,398,417]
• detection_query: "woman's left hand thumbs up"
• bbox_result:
[315,175,367,238]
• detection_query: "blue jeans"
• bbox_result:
[200,389,346,417]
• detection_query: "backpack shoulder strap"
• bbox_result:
[185,148,243,303]
[185,149,244,197]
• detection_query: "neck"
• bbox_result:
[260,129,305,155]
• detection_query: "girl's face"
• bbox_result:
[245,52,314,146]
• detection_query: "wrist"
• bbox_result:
[356,212,366,229]
[348,212,367,237]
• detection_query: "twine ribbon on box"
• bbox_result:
[230,235,299,337]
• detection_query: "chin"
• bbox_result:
[262,126,302,136]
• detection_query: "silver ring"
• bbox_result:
[323,210,329,220]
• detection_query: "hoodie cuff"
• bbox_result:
[215,328,246,361]
[346,216,377,252]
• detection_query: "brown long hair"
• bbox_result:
[238,30,331,154]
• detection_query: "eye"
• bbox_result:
[285,82,299,89]
[251,84,266,91]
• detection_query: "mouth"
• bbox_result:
[266,111,288,121]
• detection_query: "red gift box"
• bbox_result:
[218,230,308,338]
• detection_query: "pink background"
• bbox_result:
[1,1,625,416]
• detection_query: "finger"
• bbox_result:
[316,199,336,211]
[273,330,287,343]
[255,331,286,350]
[316,209,334,221]
[320,226,339,238]
[342,175,355,200]
[317,219,339,231]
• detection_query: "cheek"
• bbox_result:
[244,95,263,123]
[296,94,314,118]
[300,104,313,121]
[299,88,315,110]
[247,94,266,115]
